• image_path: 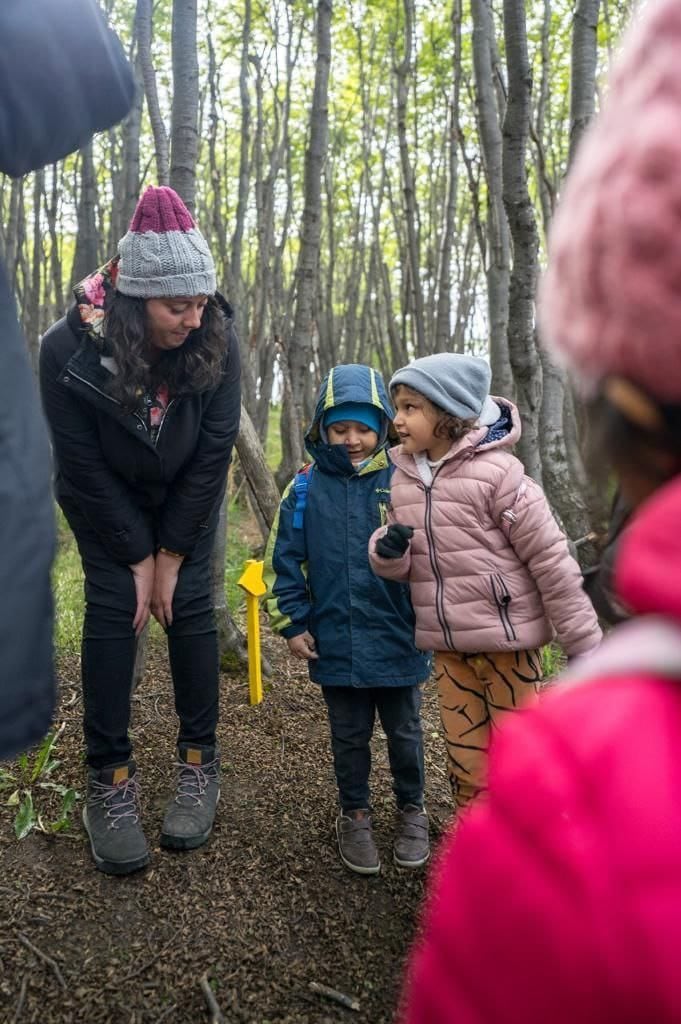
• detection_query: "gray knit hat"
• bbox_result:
[116,186,216,298]
[390,353,499,422]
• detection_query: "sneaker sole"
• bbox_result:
[335,819,381,876]
[159,788,220,851]
[394,850,431,869]
[82,808,150,876]
[159,827,213,851]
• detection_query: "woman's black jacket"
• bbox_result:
[39,302,241,565]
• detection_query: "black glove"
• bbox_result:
[375,524,414,559]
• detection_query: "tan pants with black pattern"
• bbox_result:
[434,649,542,809]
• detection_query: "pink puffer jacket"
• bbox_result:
[369,400,601,656]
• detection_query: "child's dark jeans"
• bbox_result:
[321,685,425,812]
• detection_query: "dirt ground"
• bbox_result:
[0,629,452,1024]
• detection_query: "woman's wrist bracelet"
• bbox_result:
[157,546,184,559]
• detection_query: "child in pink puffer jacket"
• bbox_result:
[369,352,601,808]
[403,1,681,1019]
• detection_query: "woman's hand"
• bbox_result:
[287,631,319,660]
[129,555,156,636]
[151,550,185,629]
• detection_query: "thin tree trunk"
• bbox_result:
[569,0,601,167]
[284,0,332,478]
[502,0,543,482]
[71,142,98,288]
[170,0,199,213]
[230,0,252,311]
[4,178,22,292]
[471,0,514,397]
[434,0,462,353]
[136,0,169,185]
[45,166,64,319]
[235,404,281,542]
[114,48,144,244]
[25,170,45,373]
[395,0,426,356]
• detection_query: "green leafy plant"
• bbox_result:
[0,726,80,839]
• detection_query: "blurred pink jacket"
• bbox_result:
[403,474,681,1024]
[369,401,601,656]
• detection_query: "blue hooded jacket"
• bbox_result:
[264,364,430,688]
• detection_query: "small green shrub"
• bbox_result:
[53,508,85,653]
[0,728,80,839]
[542,642,567,681]
[225,499,257,613]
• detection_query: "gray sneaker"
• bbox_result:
[83,760,150,876]
[336,809,380,875]
[394,804,430,868]
[160,744,220,850]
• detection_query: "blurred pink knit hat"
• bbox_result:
[539,0,681,403]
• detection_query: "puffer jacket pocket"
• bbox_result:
[490,573,517,642]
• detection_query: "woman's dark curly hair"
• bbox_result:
[102,292,227,410]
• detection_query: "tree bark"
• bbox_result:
[170,0,199,213]
[45,165,64,320]
[71,142,98,289]
[136,0,169,186]
[569,0,601,167]
[434,0,462,353]
[395,0,426,357]
[471,0,514,397]
[502,0,543,482]
[230,0,252,308]
[284,0,332,478]
[25,170,45,372]
[235,404,281,542]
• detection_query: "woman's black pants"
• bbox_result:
[62,500,220,769]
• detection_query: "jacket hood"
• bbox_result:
[389,397,520,476]
[616,474,681,622]
[305,364,395,475]
[73,257,120,343]
[71,256,234,347]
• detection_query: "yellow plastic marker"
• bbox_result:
[237,559,267,705]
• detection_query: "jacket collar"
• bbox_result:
[311,442,390,478]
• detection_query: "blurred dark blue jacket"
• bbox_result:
[0,0,135,758]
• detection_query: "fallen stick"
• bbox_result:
[12,974,28,1023]
[309,981,360,1012]
[154,1004,177,1023]
[199,972,226,1024]
[18,933,66,990]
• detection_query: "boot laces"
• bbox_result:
[173,757,219,806]
[89,775,141,828]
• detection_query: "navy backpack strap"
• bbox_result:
[292,463,314,530]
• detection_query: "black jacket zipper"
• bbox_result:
[64,367,154,442]
[491,573,517,642]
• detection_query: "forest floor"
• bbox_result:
[0,627,453,1024]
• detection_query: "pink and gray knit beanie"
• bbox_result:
[116,186,216,299]
[539,0,681,403]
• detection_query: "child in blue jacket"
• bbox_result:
[264,364,431,875]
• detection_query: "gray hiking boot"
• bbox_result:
[394,804,430,868]
[160,744,221,850]
[336,809,380,875]
[83,760,150,876]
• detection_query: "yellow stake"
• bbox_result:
[237,559,267,705]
